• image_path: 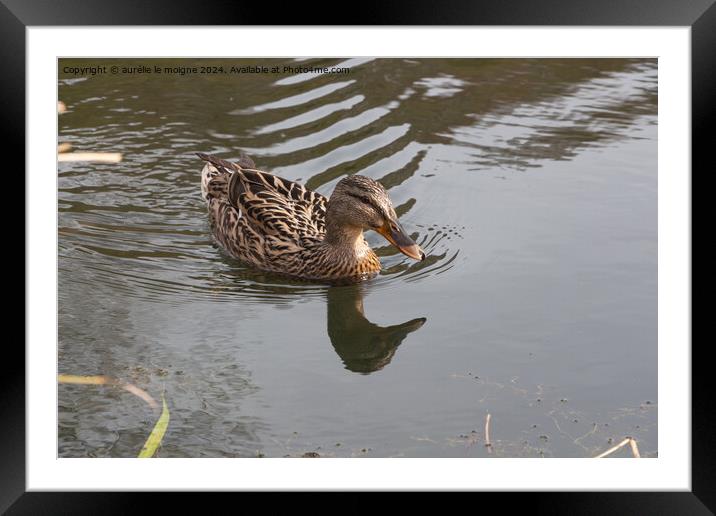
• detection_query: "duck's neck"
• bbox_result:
[313,218,380,279]
[322,219,373,261]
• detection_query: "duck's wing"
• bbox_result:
[229,167,328,242]
[197,153,327,243]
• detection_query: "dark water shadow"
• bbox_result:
[326,284,426,374]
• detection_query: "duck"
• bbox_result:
[197,152,425,282]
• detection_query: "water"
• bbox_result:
[58,58,657,458]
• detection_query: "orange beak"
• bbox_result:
[376,220,425,261]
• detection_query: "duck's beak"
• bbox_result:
[377,220,425,261]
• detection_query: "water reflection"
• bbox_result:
[326,285,426,373]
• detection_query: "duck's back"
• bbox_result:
[198,153,329,275]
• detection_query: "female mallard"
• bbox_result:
[197,152,424,282]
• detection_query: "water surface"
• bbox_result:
[58,58,657,458]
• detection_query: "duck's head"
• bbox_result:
[327,175,425,261]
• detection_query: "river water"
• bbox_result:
[58,58,657,458]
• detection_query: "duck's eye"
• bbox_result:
[346,191,373,207]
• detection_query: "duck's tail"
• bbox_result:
[197,152,256,202]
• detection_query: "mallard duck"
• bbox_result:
[197,152,424,282]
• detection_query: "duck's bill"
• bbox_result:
[378,221,425,261]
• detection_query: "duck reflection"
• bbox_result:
[326,285,426,374]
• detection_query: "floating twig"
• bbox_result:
[58,101,66,114]
[485,413,492,453]
[58,152,123,163]
[58,142,72,154]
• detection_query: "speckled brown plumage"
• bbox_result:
[198,152,385,282]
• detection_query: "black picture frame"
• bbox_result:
[6,0,708,512]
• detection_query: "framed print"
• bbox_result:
[7,0,709,512]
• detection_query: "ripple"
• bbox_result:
[229,80,356,114]
[414,75,468,98]
[446,63,658,171]
[244,105,394,157]
[267,123,410,185]
[253,95,365,135]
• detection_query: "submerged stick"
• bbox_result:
[58,152,123,163]
[594,437,641,458]
[58,374,158,410]
[59,374,169,457]
[594,438,630,458]
[629,438,641,458]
